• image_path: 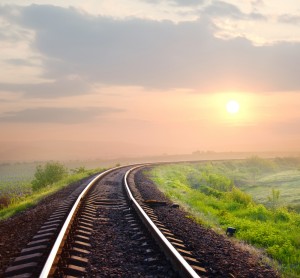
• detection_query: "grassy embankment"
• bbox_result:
[148,157,300,277]
[0,163,103,220]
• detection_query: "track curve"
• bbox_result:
[5,165,205,277]
[2,163,281,278]
[124,166,204,278]
[4,164,207,277]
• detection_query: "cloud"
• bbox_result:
[0,107,123,124]
[0,77,91,98]
[204,1,243,19]
[204,1,266,20]
[142,0,204,6]
[251,0,264,10]
[0,4,300,97]
[5,58,35,66]
[0,5,31,42]
[278,14,300,25]
[171,0,204,6]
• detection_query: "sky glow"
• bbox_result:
[226,100,240,114]
[0,1,300,161]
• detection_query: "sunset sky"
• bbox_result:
[1,0,300,161]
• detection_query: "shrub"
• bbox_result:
[207,173,233,192]
[200,185,223,198]
[274,207,291,222]
[32,162,68,191]
[246,204,271,222]
[227,187,253,206]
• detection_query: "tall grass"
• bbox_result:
[148,159,300,277]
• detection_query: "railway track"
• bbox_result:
[4,165,207,278]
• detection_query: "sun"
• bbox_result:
[226,100,240,114]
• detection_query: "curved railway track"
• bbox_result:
[4,165,206,278]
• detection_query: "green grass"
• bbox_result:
[0,166,103,220]
[148,158,300,277]
[244,170,300,207]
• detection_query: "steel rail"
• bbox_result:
[39,166,123,278]
[124,166,201,278]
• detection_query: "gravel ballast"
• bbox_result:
[134,167,280,278]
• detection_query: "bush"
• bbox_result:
[274,207,291,222]
[207,173,233,192]
[227,187,253,206]
[246,204,271,222]
[200,185,223,198]
[32,162,68,191]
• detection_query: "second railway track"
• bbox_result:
[4,165,207,278]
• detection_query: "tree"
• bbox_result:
[32,162,68,191]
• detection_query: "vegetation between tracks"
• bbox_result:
[0,162,103,220]
[148,157,300,277]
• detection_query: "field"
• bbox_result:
[148,157,300,277]
[0,163,37,210]
[0,161,104,220]
[242,170,300,209]
[0,160,109,198]
[1,157,300,276]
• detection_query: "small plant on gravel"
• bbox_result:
[32,162,68,191]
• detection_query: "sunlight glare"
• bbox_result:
[226,100,240,114]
